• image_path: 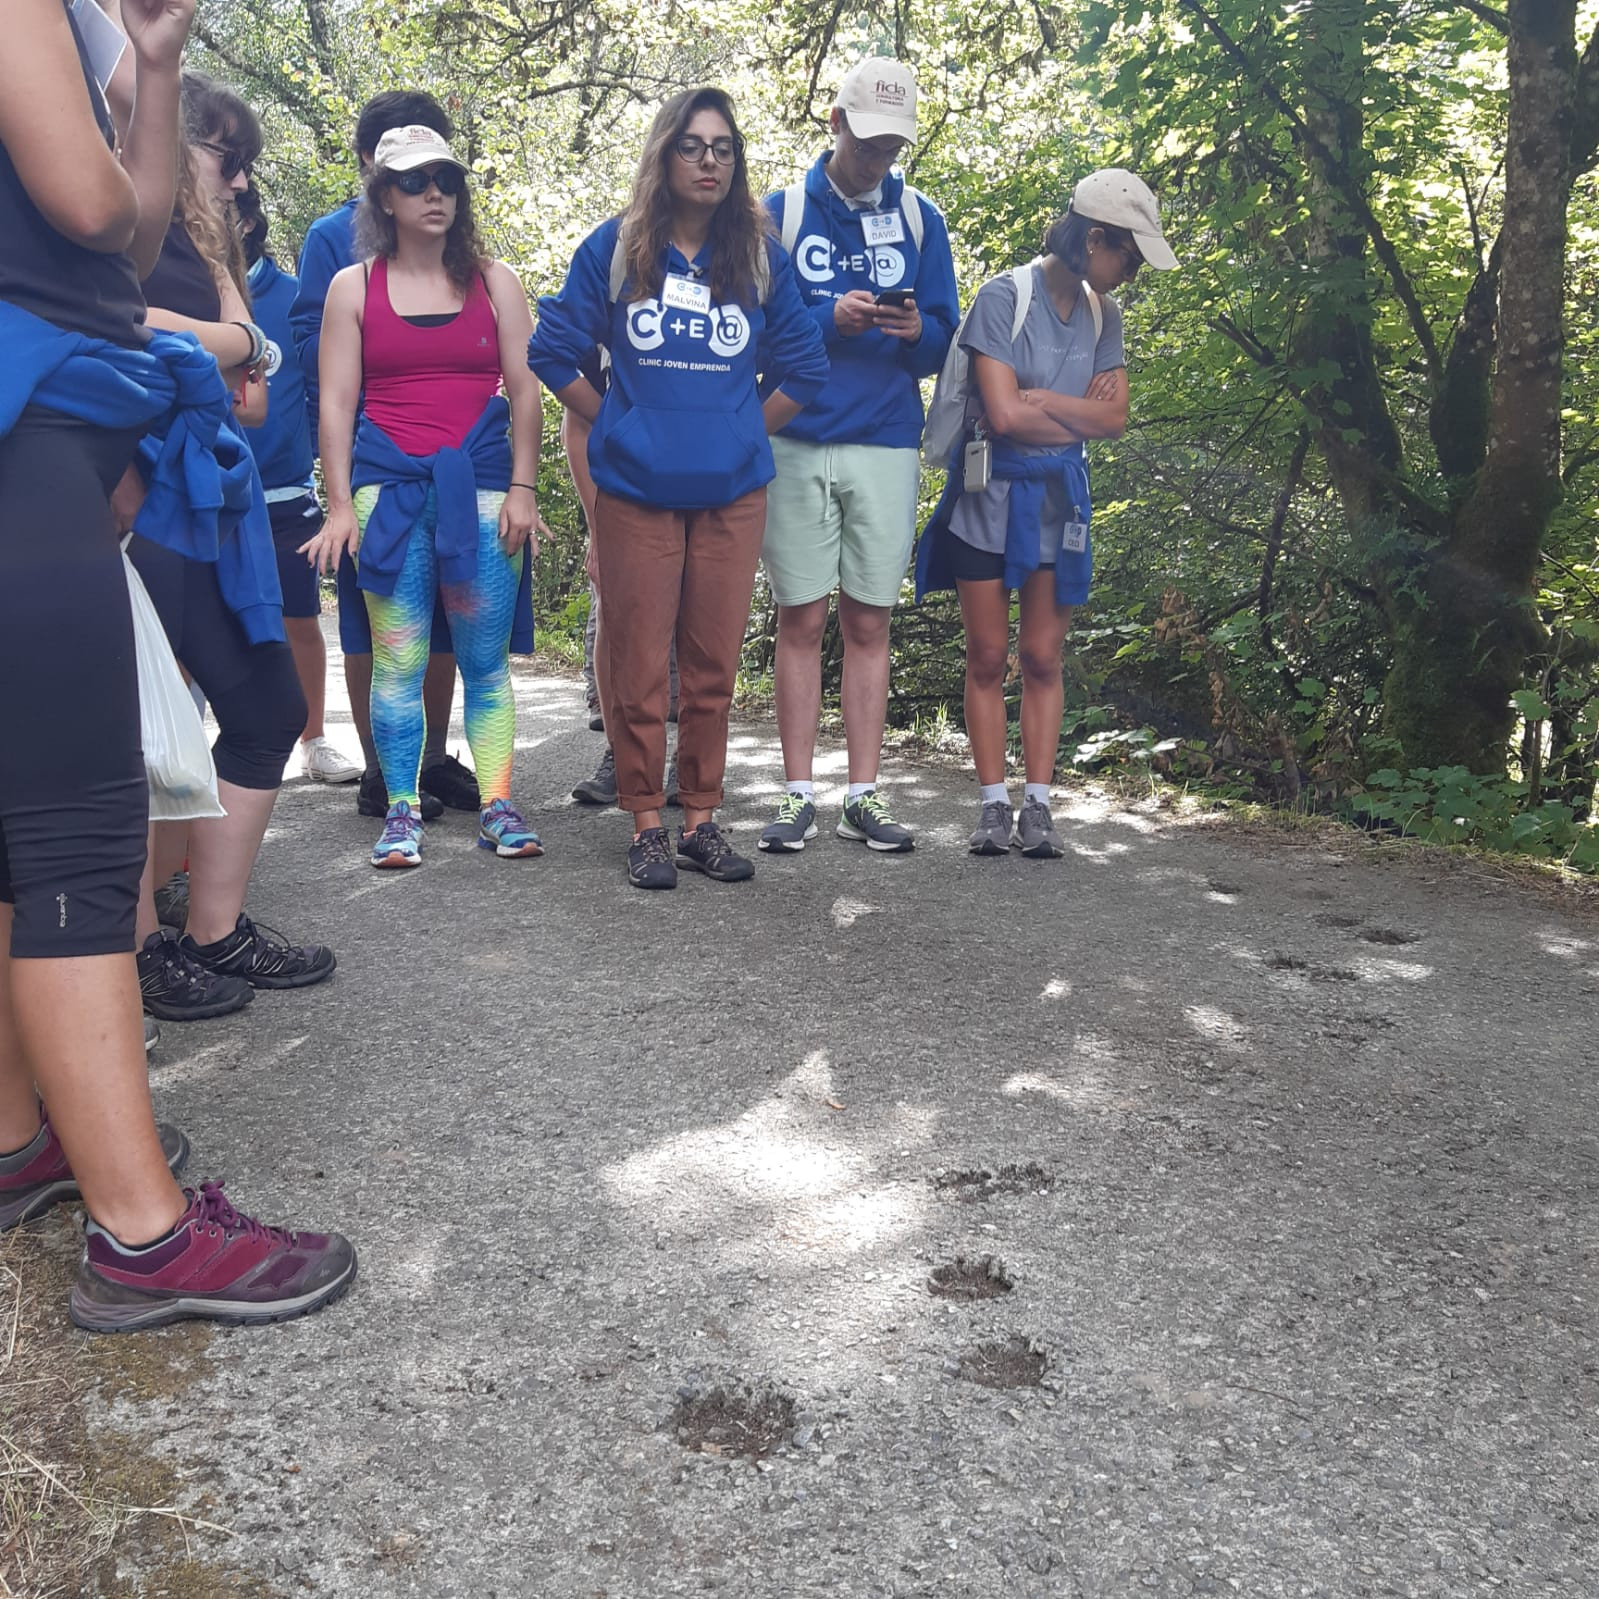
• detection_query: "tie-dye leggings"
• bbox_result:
[353,485,523,809]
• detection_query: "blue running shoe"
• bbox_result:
[371,800,424,869]
[478,798,543,858]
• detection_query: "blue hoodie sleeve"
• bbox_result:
[528,222,617,394]
[289,218,345,448]
[760,242,829,408]
[901,194,959,381]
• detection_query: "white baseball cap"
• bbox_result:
[1071,169,1178,271]
[372,125,467,175]
[836,57,917,143]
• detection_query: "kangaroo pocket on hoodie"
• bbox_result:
[596,402,763,510]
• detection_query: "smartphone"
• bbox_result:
[874,289,914,308]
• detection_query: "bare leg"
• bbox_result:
[1016,571,1074,785]
[346,652,377,770]
[773,597,829,784]
[837,593,892,786]
[0,906,184,1244]
[956,578,1013,788]
[285,616,328,743]
[181,783,278,946]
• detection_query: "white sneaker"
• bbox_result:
[301,736,362,784]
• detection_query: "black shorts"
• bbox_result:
[0,412,148,957]
[268,493,322,619]
[948,535,1055,585]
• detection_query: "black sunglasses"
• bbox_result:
[197,139,252,182]
[391,164,467,197]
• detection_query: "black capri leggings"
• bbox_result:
[126,535,306,791]
[0,412,148,958]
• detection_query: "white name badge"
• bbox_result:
[1062,521,1089,555]
[661,275,712,315]
[861,210,906,247]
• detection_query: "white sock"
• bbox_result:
[979,783,1009,805]
[1024,783,1051,806]
[847,781,875,801]
[786,780,814,799]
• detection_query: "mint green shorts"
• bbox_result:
[762,436,921,609]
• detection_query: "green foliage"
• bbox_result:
[1356,767,1599,871]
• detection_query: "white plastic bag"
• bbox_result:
[123,552,226,821]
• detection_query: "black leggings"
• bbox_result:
[126,537,306,791]
[0,413,148,958]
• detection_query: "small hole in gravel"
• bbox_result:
[1360,927,1418,945]
[1265,954,1309,971]
[1207,880,1241,896]
[1310,967,1358,983]
[959,1337,1048,1389]
[929,1256,1014,1300]
[931,1164,1054,1201]
[1314,913,1362,929]
[669,1385,795,1460]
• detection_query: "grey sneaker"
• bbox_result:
[759,793,819,852]
[1014,797,1064,858]
[676,822,755,882]
[837,790,914,853]
[968,799,1013,856]
[572,745,618,806]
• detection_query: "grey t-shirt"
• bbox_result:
[949,265,1125,555]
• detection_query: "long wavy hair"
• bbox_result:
[356,166,488,296]
[178,72,260,301]
[618,87,770,306]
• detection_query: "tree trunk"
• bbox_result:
[1385,0,1576,772]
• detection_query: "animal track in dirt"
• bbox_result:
[1314,913,1363,929]
[959,1336,1049,1389]
[668,1384,796,1460]
[1310,967,1359,983]
[1266,954,1311,971]
[931,1164,1054,1202]
[1207,879,1242,896]
[929,1256,1014,1300]
[1360,927,1419,945]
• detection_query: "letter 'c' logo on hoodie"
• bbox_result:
[797,234,835,283]
[627,299,666,351]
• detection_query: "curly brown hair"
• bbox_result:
[618,87,771,307]
[173,143,250,304]
[356,166,487,295]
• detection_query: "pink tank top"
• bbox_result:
[360,256,502,455]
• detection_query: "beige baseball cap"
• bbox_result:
[372,125,467,174]
[1071,168,1178,271]
[836,57,917,143]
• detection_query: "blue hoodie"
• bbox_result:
[289,197,359,452]
[244,255,314,494]
[528,217,829,510]
[759,154,958,449]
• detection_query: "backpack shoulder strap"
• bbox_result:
[1008,261,1037,342]
[1085,284,1103,341]
[607,235,627,305]
[780,182,806,255]
[899,182,926,251]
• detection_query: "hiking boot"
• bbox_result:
[837,790,915,853]
[1013,797,1065,858]
[144,1017,160,1055]
[665,756,680,808]
[69,1180,358,1333]
[370,800,424,869]
[587,705,606,732]
[358,767,442,822]
[628,826,677,890]
[1,1111,189,1232]
[181,915,336,991]
[420,752,480,812]
[478,799,543,858]
[138,931,253,1021]
[572,746,618,806]
[676,821,755,883]
[759,793,819,852]
[968,799,1013,857]
[301,736,362,784]
[153,869,189,932]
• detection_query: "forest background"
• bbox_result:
[192,0,1599,869]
